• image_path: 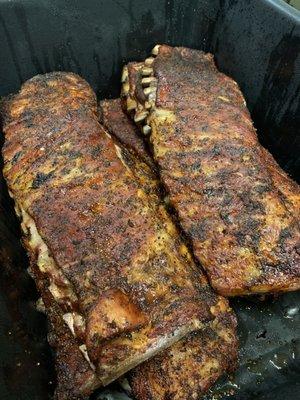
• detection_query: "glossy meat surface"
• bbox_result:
[2,72,222,397]
[98,98,238,400]
[124,45,300,296]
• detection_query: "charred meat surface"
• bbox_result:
[123,45,300,296]
[130,310,237,400]
[98,97,238,400]
[98,98,154,168]
[31,263,98,400]
[1,72,235,398]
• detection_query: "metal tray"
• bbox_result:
[0,1,299,399]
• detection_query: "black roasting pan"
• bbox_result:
[0,1,299,399]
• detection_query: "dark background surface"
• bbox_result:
[0,0,299,399]
[0,0,299,179]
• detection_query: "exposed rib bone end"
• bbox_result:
[152,44,161,55]
[122,50,160,136]
[121,66,129,83]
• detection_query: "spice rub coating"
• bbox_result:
[130,309,237,400]
[99,98,238,400]
[99,98,154,168]
[124,45,300,296]
[2,72,227,397]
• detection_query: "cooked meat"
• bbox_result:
[122,44,300,296]
[31,263,98,400]
[1,72,236,399]
[130,310,237,400]
[98,98,154,168]
[260,147,300,218]
[98,98,238,400]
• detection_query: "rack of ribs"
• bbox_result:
[1,72,237,399]
[99,98,238,400]
[122,44,300,297]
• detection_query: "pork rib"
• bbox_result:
[99,97,238,400]
[99,98,154,169]
[1,72,234,398]
[122,45,300,296]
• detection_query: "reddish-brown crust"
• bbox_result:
[30,263,97,400]
[98,98,238,400]
[98,98,154,168]
[127,45,300,296]
[260,147,300,218]
[1,72,236,397]
[130,311,238,400]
